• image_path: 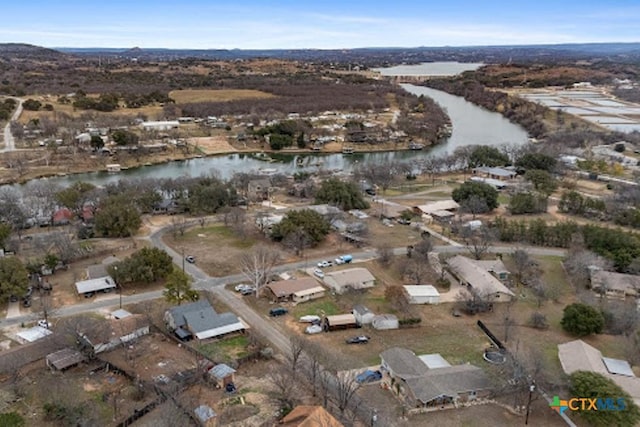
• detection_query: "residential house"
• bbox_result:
[164,300,245,341]
[472,166,517,181]
[413,200,459,223]
[380,347,491,410]
[404,285,441,305]
[323,268,376,294]
[77,315,150,356]
[141,120,179,131]
[266,278,325,303]
[473,258,511,282]
[152,199,180,215]
[52,208,74,226]
[590,269,640,299]
[446,255,515,301]
[208,363,236,388]
[281,405,343,427]
[468,176,508,190]
[558,339,640,406]
[352,305,375,325]
[46,348,85,371]
[247,179,271,202]
[290,204,342,219]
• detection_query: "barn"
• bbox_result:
[404,285,441,304]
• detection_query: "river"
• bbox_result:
[20,84,529,188]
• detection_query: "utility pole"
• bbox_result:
[181,247,185,272]
[525,383,535,424]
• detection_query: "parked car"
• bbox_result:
[313,268,325,278]
[84,291,95,298]
[269,307,288,317]
[346,335,370,344]
[317,260,333,268]
[37,320,52,329]
[334,255,353,265]
[22,298,32,308]
[9,295,18,303]
[305,324,323,334]
[235,283,251,292]
[23,286,33,299]
[185,255,196,264]
[240,286,255,296]
[356,369,382,383]
[299,315,321,323]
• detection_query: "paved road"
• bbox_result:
[0,230,566,329]
[1,98,22,153]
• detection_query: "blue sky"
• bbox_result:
[2,1,639,49]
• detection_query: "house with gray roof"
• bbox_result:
[323,268,376,294]
[380,347,491,410]
[164,300,245,341]
[589,269,640,299]
[208,363,236,388]
[447,255,515,301]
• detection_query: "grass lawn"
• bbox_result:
[198,335,250,362]
[169,89,275,103]
[290,298,342,318]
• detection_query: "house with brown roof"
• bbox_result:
[380,347,491,410]
[323,268,376,294]
[266,278,326,303]
[558,339,640,406]
[446,255,515,301]
[589,269,640,299]
[281,405,343,427]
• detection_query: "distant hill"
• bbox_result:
[0,43,68,60]
[56,42,640,65]
[3,42,639,65]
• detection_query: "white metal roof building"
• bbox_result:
[404,285,440,304]
[75,276,117,295]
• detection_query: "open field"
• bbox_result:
[169,89,275,104]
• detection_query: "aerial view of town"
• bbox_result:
[1,1,640,426]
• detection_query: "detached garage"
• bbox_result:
[404,285,440,305]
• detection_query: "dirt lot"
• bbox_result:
[168,89,275,104]
[5,359,157,426]
[190,136,238,155]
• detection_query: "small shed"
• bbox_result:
[352,305,375,325]
[194,405,217,425]
[208,363,236,388]
[46,348,85,371]
[323,314,358,332]
[372,314,399,330]
[404,285,440,305]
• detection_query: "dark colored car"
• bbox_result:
[22,298,32,308]
[84,291,95,298]
[346,335,370,344]
[23,286,34,299]
[185,255,196,264]
[356,369,382,383]
[269,307,288,317]
[9,295,18,303]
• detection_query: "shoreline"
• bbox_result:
[0,139,447,186]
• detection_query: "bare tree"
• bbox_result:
[511,249,537,285]
[223,206,246,237]
[268,365,300,411]
[170,216,189,238]
[288,336,305,378]
[240,245,281,297]
[376,243,393,267]
[301,339,324,397]
[283,227,312,257]
[461,226,496,260]
[332,370,361,416]
[460,195,489,219]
